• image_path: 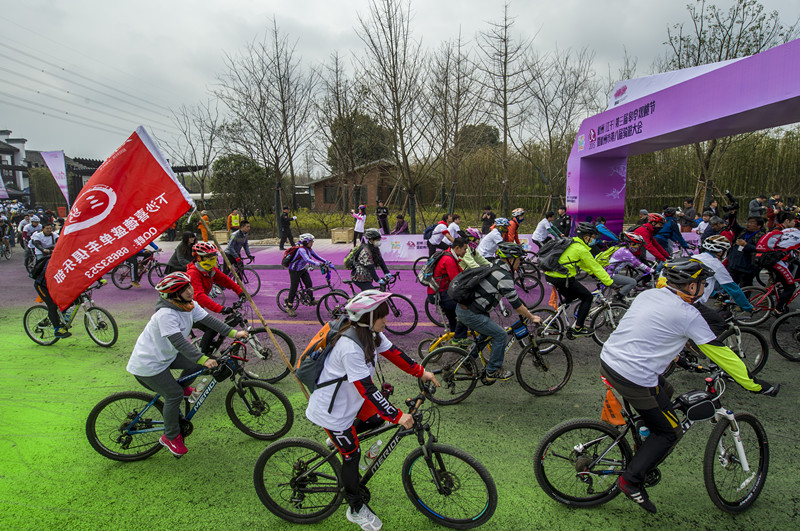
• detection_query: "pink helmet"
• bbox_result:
[464,227,482,250]
[345,290,393,322]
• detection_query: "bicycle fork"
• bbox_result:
[713,411,755,491]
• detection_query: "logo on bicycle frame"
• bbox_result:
[63,184,118,236]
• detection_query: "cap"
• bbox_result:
[639,209,649,215]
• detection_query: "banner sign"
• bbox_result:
[40,150,70,207]
[378,234,533,261]
[46,127,194,309]
[0,178,8,199]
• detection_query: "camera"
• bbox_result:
[722,190,739,213]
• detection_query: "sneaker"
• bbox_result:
[183,387,195,397]
[285,303,296,317]
[54,327,72,339]
[346,504,383,531]
[131,281,141,288]
[571,325,594,337]
[159,434,188,457]
[484,368,514,381]
[450,337,472,349]
[617,476,657,514]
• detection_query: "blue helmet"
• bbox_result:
[494,217,510,227]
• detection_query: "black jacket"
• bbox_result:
[727,221,765,274]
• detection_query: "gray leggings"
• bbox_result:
[135,354,201,439]
[612,273,637,296]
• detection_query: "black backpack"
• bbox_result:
[447,265,497,305]
[417,250,449,290]
[537,237,575,275]
[751,250,784,269]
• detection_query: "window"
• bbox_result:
[354,186,367,205]
[323,185,338,204]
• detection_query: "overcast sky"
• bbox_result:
[1,0,797,164]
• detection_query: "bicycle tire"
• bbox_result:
[534,418,632,508]
[703,412,769,513]
[717,327,768,375]
[383,293,418,335]
[111,264,133,290]
[2,246,10,260]
[737,286,775,326]
[83,307,119,348]
[589,303,629,346]
[402,443,498,529]
[769,311,800,362]
[424,298,445,328]
[24,252,34,274]
[242,327,297,383]
[253,437,343,524]
[515,340,573,396]
[315,290,349,325]
[517,273,545,309]
[419,347,479,405]
[209,285,227,307]
[147,263,165,286]
[85,391,165,461]
[531,307,565,351]
[23,305,59,346]
[412,256,427,279]
[417,333,437,359]
[225,380,293,440]
[240,266,261,296]
[276,288,300,314]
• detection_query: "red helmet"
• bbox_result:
[192,241,218,258]
[648,213,665,224]
[155,272,192,294]
[623,231,645,245]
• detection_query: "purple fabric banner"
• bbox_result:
[40,150,70,207]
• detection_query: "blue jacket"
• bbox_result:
[655,217,689,249]
[596,223,618,242]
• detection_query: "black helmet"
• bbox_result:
[495,242,526,260]
[575,222,598,235]
[663,207,677,216]
[364,228,382,241]
[662,258,713,285]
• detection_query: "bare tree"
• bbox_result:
[168,99,221,204]
[475,2,533,216]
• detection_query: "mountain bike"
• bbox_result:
[253,383,497,528]
[275,265,341,316]
[419,318,573,404]
[737,270,800,326]
[111,250,165,289]
[86,341,294,462]
[23,279,118,347]
[768,309,800,361]
[316,272,418,334]
[533,367,769,514]
[533,283,629,346]
[1,239,11,260]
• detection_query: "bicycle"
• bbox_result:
[23,279,119,347]
[316,272,418,335]
[533,367,769,513]
[768,308,800,361]
[225,254,261,297]
[111,250,165,289]
[738,270,800,326]
[253,383,498,528]
[86,341,294,462]
[192,299,297,383]
[418,318,573,404]
[533,283,629,346]
[276,265,342,316]
[1,239,11,260]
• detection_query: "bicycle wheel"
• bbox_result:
[402,443,497,529]
[85,391,164,462]
[24,252,34,274]
[209,284,227,307]
[147,263,165,286]
[240,266,261,296]
[769,311,800,362]
[534,419,632,507]
[242,327,297,383]
[517,273,545,309]
[737,286,775,326]
[417,333,437,359]
[225,380,294,440]
[704,412,769,513]
[315,290,349,324]
[424,298,445,328]
[413,256,427,278]
[83,307,119,348]
[111,264,133,290]
[419,347,479,405]
[2,246,10,260]
[515,340,573,396]
[717,327,768,375]
[531,308,565,352]
[253,438,343,524]
[383,293,418,335]
[23,305,59,346]
[590,303,628,346]
[276,288,300,314]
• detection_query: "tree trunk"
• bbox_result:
[409,194,417,234]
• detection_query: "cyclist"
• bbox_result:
[31,253,71,339]
[428,213,453,255]
[600,258,779,514]
[632,213,669,262]
[505,208,525,244]
[531,211,557,250]
[454,243,542,381]
[447,214,463,242]
[22,215,41,266]
[284,233,332,317]
[544,222,617,336]
[126,240,162,288]
[165,231,197,273]
[223,219,254,275]
[756,211,800,315]
[28,220,58,262]
[351,228,392,292]
[654,207,690,256]
[126,272,249,457]
[185,242,246,354]
[475,217,509,259]
[459,227,490,269]
[599,232,654,299]
[305,290,439,531]
[426,237,469,345]
[0,217,11,251]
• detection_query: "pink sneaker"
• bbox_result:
[183,387,195,397]
[160,434,188,456]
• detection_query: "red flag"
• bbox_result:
[46,127,194,309]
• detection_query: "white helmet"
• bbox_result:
[701,234,731,254]
[30,215,40,222]
[345,289,393,324]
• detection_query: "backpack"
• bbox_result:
[447,264,497,305]
[422,223,438,241]
[537,237,575,275]
[343,244,364,270]
[417,250,449,290]
[281,245,302,267]
[594,245,621,268]
[30,255,50,280]
[751,251,784,269]
[295,316,364,412]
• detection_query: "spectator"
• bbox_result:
[677,198,697,232]
[749,195,767,218]
[226,208,241,234]
[166,222,177,242]
[196,210,210,242]
[707,199,719,217]
[376,200,390,235]
[696,211,712,235]
[767,193,781,210]
[701,216,728,243]
[390,214,409,235]
[767,199,784,229]
[166,232,198,273]
[727,216,766,287]
[279,206,296,250]
[350,205,367,247]
[480,205,496,235]
[553,206,571,236]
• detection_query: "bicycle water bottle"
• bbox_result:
[638,425,650,441]
[359,440,383,471]
[188,378,209,403]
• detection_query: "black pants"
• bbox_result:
[324,415,384,512]
[353,231,363,247]
[427,291,467,338]
[35,281,62,328]
[601,361,682,486]
[546,276,593,328]
[287,269,312,304]
[279,226,294,249]
[353,280,375,292]
[730,269,756,288]
[378,217,390,235]
[194,322,219,355]
[427,240,448,257]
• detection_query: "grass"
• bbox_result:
[1,251,799,530]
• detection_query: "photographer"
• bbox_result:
[677,198,697,232]
[749,195,767,218]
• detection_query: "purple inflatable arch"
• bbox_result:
[566,37,800,234]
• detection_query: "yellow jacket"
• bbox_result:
[545,237,613,285]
